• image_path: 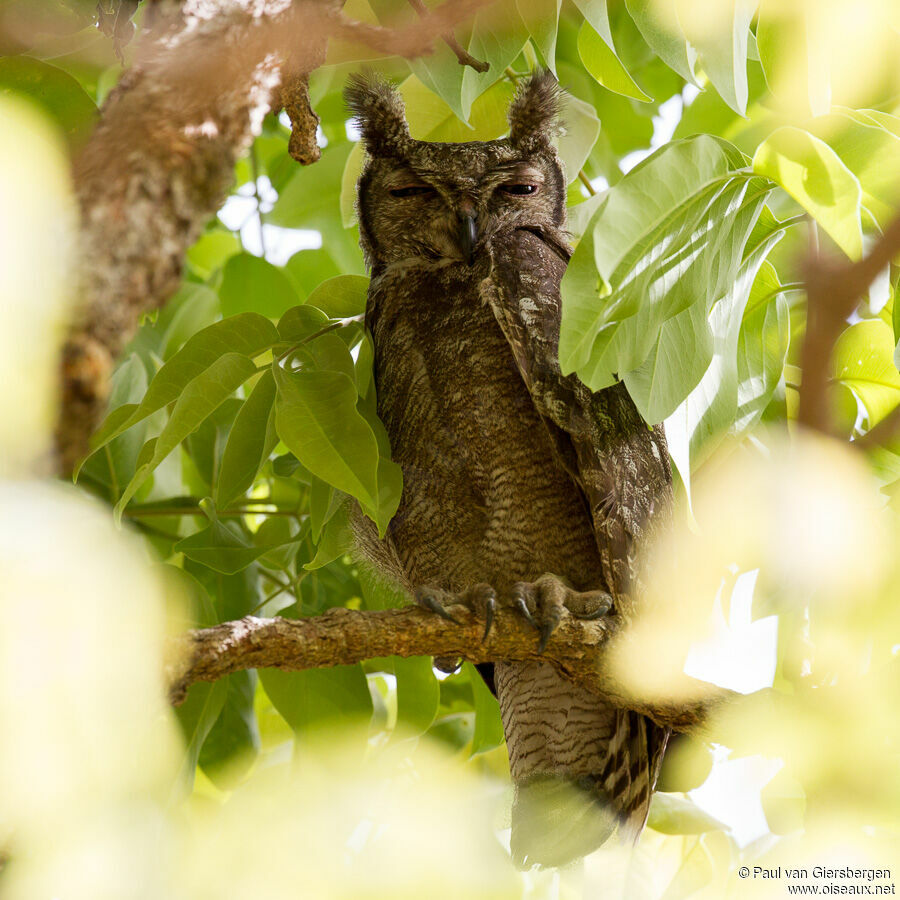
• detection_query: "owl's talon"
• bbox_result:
[482,594,496,641]
[537,605,562,653]
[416,588,461,624]
[537,620,556,653]
[513,597,537,628]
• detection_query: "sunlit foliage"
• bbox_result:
[1,0,899,896]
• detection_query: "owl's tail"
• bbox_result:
[494,661,668,869]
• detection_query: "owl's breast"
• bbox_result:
[367,261,605,595]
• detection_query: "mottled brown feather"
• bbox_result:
[349,71,673,867]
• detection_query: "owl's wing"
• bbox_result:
[481,225,672,605]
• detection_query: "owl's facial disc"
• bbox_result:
[359,147,565,268]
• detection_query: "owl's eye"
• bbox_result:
[500,184,540,196]
[389,185,436,198]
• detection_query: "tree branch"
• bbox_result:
[406,0,490,72]
[166,605,730,733]
[55,0,492,475]
[798,214,900,436]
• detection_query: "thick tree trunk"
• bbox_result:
[55,0,487,474]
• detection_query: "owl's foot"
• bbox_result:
[414,583,497,640]
[511,575,613,652]
[414,576,612,651]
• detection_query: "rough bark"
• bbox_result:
[166,604,730,733]
[56,0,490,474]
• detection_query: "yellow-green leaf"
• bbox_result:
[753,127,863,259]
[833,320,900,426]
[577,21,651,103]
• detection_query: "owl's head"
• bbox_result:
[346,71,567,270]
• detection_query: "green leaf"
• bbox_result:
[407,3,528,123]
[517,0,561,71]
[832,320,900,426]
[215,370,278,508]
[461,5,530,121]
[177,516,297,575]
[685,0,756,115]
[305,274,369,318]
[393,656,440,737]
[753,127,863,260]
[174,678,228,788]
[81,314,279,471]
[185,398,242,491]
[572,0,615,44]
[625,0,697,84]
[662,222,784,467]
[557,92,602,182]
[811,110,900,231]
[402,74,515,144]
[219,252,300,318]
[756,2,829,117]
[340,141,365,228]
[284,248,344,299]
[277,304,329,342]
[308,475,337,542]
[577,21,651,102]
[78,354,149,499]
[186,229,242,280]
[186,561,259,622]
[656,734,714,793]
[273,365,380,508]
[647,793,727,834]
[560,135,773,421]
[0,56,96,151]
[198,670,260,788]
[355,330,375,399]
[269,142,366,275]
[659,836,715,897]
[357,392,404,534]
[259,664,373,733]
[466,663,504,754]
[298,332,358,386]
[115,353,259,514]
[365,455,404,537]
[304,504,352,570]
[160,284,221,360]
[735,261,791,432]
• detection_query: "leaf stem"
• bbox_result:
[275,314,366,363]
[780,213,809,229]
[755,281,807,306]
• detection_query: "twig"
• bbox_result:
[798,214,900,435]
[578,170,596,197]
[406,0,489,72]
[165,605,731,733]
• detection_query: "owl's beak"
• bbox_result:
[459,213,478,264]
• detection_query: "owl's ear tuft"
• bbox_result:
[508,70,563,150]
[345,73,411,157]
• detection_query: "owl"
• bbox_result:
[346,70,673,867]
